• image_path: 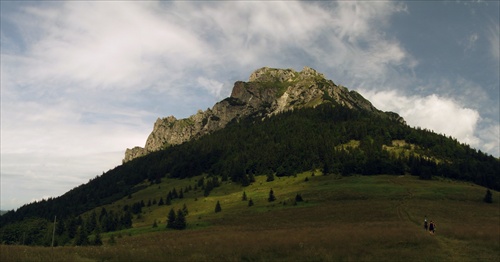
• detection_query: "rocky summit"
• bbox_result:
[123,67,405,163]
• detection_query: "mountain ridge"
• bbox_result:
[1,68,498,248]
[124,66,405,163]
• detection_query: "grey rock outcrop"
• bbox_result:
[123,66,405,163]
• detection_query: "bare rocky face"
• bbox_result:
[123,67,404,163]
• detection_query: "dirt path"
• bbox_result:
[435,235,473,261]
[389,176,472,261]
[390,177,419,225]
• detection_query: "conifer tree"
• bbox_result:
[172,188,178,199]
[55,218,65,235]
[66,217,78,239]
[167,191,173,201]
[158,197,164,206]
[241,174,250,187]
[152,220,158,228]
[99,207,108,223]
[268,188,276,202]
[484,189,493,203]
[249,173,256,183]
[108,234,116,245]
[74,224,89,246]
[242,191,247,201]
[86,211,97,233]
[167,208,176,229]
[295,193,304,202]
[166,196,172,206]
[93,226,103,246]
[182,203,189,215]
[215,201,222,213]
[174,209,187,230]
[179,190,184,199]
[204,184,212,197]
[322,162,331,176]
[198,177,205,187]
[121,211,133,229]
[266,173,275,182]
[248,199,254,207]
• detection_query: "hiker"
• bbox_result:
[429,221,435,234]
[424,217,428,230]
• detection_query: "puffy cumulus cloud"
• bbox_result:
[359,90,494,153]
[477,123,500,156]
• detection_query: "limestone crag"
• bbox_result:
[123,67,405,163]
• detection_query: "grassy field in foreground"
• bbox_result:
[1,174,499,261]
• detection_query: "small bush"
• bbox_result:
[483,189,493,203]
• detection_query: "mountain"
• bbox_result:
[0,67,498,248]
[124,66,404,162]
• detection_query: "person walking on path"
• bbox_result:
[424,216,428,230]
[429,220,436,235]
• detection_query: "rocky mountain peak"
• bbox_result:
[248,66,325,83]
[123,67,405,163]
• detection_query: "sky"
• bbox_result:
[1,0,498,211]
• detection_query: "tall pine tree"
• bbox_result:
[174,209,187,230]
[166,208,176,229]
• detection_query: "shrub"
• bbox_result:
[215,201,222,213]
[483,189,493,203]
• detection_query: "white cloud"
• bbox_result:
[477,123,500,156]
[462,33,479,52]
[3,1,412,94]
[332,1,407,41]
[6,2,210,90]
[360,90,485,149]
[486,19,499,64]
[197,77,224,98]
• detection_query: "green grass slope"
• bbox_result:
[2,173,498,261]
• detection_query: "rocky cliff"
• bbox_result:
[123,66,405,163]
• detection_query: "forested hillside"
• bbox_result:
[1,102,498,246]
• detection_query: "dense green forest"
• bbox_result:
[1,102,498,245]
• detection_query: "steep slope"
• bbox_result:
[124,66,404,162]
[1,67,498,248]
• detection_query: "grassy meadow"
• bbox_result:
[1,172,499,261]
